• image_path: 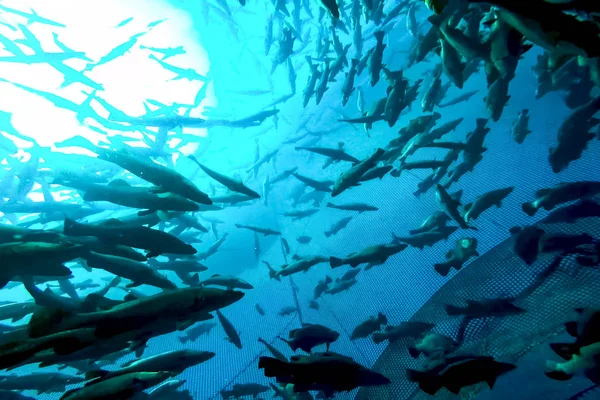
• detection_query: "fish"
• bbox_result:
[84,350,214,382]
[332,238,408,269]
[392,226,459,249]
[408,332,459,359]
[325,278,358,295]
[332,148,385,197]
[434,238,479,277]
[278,324,340,353]
[446,298,526,319]
[436,185,477,230]
[463,187,514,223]
[542,200,600,224]
[201,274,253,290]
[235,224,281,236]
[407,355,516,395]
[216,309,242,349]
[279,306,298,316]
[179,322,216,344]
[96,149,212,205]
[326,202,378,213]
[351,313,387,340]
[270,256,328,279]
[221,383,270,399]
[259,352,390,398]
[372,322,435,344]
[189,156,260,198]
[64,218,195,258]
[82,252,176,290]
[368,31,386,87]
[512,109,533,144]
[60,371,172,399]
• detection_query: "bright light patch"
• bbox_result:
[0,0,215,153]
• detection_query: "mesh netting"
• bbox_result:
[357,216,600,400]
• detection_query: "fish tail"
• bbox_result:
[444,304,463,316]
[434,262,451,277]
[407,369,442,395]
[372,332,386,344]
[522,202,537,216]
[550,342,580,360]
[544,360,572,381]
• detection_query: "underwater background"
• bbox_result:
[0,0,599,399]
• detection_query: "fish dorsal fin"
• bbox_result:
[211,274,221,278]
[124,294,138,302]
[108,179,130,187]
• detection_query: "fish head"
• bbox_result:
[191,288,245,312]
[328,329,341,341]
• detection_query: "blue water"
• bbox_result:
[0,0,599,399]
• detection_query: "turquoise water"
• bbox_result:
[0,1,599,399]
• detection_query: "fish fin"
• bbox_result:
[84,369,108,381]
[371,332,386,344]
[445,304,462,316]
[408,347,421,358]
[406,369,441,395]
[584,367,600,383]
[509,226,522,235]
[107,179,130,187]
[446,382,462,394]
[550,342,579,360]
[544,361,572,381]
[124,294,138,302]
[564,321,578,337]
[28,308,71,338]
[61,389,80,399]
[137,209,157,217]
[433,264,450,276]
[522,202,537,216]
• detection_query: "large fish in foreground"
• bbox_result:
[28,287,244,339]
